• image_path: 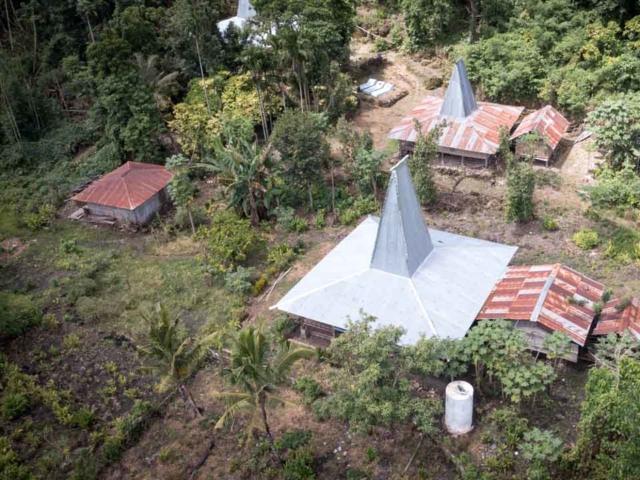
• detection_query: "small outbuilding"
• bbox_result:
[593,297,640,340]
[510,105,569,166]
[477,264,606,362]
[388,60,524,168]
[217,0,256,34]
[71,162,173,226]
[272,157,517,345]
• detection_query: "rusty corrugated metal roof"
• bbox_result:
[510,105,569,150]
[388,96,523,157]
[594,297,640,340]
[477,264,605,346]
[72,162,173,211]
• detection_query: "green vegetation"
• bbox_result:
[573,228,601,250]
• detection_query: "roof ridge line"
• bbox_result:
[409,279,439,338]
[122,175,134,210]
[530,264,559,323]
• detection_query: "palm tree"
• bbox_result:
[200,138,274,226]
[270,28,312,112]
[240,46,273,139]
[134,53,180,112]
[214,326,314,466]
[137,303,208,416]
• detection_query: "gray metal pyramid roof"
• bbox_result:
[272,157,517,343]
[440,59,478,118]
[371,159,433,277]
[237,0,256,18]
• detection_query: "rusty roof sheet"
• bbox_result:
[477,264,605,346]
[72,162,173,211]
[388,96,523,157]
[594,297,640,340]
[510,105,569,150]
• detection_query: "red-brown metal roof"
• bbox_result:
[388,96,524,157]
[594,297,640,340]
[510,105,569,150]
[72,162,174,211]
[477,264,605,346]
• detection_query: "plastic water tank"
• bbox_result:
[445,380,474,435]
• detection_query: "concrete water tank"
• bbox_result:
[445,380,474,435]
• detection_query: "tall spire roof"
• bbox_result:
[440,59,478,118]
[237,0,256,18]
[370,157,433,277]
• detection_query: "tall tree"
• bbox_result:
[270,110,329,210]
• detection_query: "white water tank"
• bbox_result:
[444,381,474,435]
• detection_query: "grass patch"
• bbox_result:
[602,226,640,265]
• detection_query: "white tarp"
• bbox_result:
[359,78,395,97]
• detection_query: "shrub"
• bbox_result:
[269,316,297,344]
[573,228,600,250]
[313,209,326,229]
[338,207,359,225]
[542,216,559,231]
[276,430,313,451]
[275,206,308,233]
[223,266,254,295]
[283,446,315,480]
[518,428,563,480]
[0,436,32,479]
[294,376,323,405]
[102,438,123,464]
[2,393,30,420]
[365,446,378,462]
[253,275,268,297]
[41,313,60,330]
[196,209,263,273]
[173,205,207,231]
[70,448,98,480]
[505,161,535,223]
[73,406,96,429]
[602,227,640,263]
[268,244,298,271]
[24,204,56,231]
[60,239,81,255]
[0,292,43,340]
[63,333,82,351]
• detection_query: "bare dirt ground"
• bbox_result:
[350,39,449,151]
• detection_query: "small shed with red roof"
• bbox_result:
[594,297,640,340]
[510,105,569,166]
[477,264,606,362]
[72,162,174,225]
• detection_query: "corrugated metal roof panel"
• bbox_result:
[594,297,640,339]
[477,264,605,346]
[440,60,478,118]
[72,162,174,211]
[510,105,569,150]
[273,160,517,344]
[389,96,523,157]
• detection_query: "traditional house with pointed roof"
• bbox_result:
[511,105,570,166]
[71,162,173,225]
[389,60,524,168]
[217,0,257,34]
[272,157,517,345]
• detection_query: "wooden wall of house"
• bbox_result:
[300,318,336,343]
[514,321,579,362]
[515,138,553,164]
[398,141,490,168]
